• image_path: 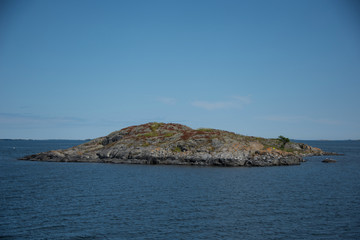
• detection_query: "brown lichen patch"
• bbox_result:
[180,128,221,141]
[121,125,138,134]
[181,130,198,140]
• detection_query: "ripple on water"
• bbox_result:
[0,140,360,239]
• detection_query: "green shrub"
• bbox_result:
[278,135,290,149]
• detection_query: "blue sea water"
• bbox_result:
[0,139,359,239]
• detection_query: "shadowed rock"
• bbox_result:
[322,158,337,163]
[19,122,332,167]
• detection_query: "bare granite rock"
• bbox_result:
[20,122,330,167]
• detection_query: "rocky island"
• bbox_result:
[20,122,330,167]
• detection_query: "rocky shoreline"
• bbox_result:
[20,122,334,167]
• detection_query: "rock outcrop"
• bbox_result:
[322,158,337,163]
[20,122,328,167]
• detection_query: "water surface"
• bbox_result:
[1,140,359,239]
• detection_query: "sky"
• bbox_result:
[0,0,359,140]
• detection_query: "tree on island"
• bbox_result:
[278,135,290,149]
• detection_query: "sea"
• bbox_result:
[0,139,359,239]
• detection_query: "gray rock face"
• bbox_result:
[20,122,328,167]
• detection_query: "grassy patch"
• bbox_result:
[163,132,175,137]
[172,146,182,152]
[142,142,150,147]
[252,137,263,141]
[283,148,296,153]
[263,144,277,150]
[197,128,215,132]
[137,122,164,138]
[143,132,159,137]
[150,122,162,131]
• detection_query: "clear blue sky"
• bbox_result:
[1,0,359,140]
